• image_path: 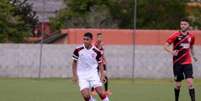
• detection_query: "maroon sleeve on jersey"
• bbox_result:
[72,47,84,61]
[72,49,79,61]
[96,51,103,63]
[166,32,177,44]
[93,48,103,63]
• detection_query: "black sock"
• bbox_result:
[174,88,180,101]
[189,88,195,101]
[104,76,108,91]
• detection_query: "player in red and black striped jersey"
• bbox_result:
[91,33,112,96]
[164,18,198,101]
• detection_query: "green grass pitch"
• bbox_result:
[0,78,200,101]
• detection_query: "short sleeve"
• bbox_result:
[96,51,103,63]
[166,32,178,44]
[72,49,79,61]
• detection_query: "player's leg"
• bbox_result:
[91,87,97,96]
[174,81,182,101]
[95,86,109,101]
[91,72,109,101]
[79,79,96,101]
[104,76,108,91]
[184,64,195,101]
[173,64,184,101]
[90,66,100,96]
[104,75,112,96]
[103,65,109,92]
[81,88,94,101]
[187,78,195,101]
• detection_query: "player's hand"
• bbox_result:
[171,50,179,56]
[72,75,78,84]
[193,56,198,62]
[100,75,106,83]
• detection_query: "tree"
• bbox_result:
[188,6,201,29]
[136,0,189,29]
[11,0,38,29]
[50,0,189,30]
[0,0,38,43]
[50,0,119,30]
[0,0,19,42]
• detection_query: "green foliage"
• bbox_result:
[137,0,188,29]
[189,7,201,29]
[0,0,22,43]
[12,0,38,28]
[50,0,117,30]
[0,0,38,43]
[50,0,191,30]
[108,0,134,28]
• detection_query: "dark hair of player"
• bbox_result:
[180,18,190,23]
[84,32,93,39]
[97,33,102,36]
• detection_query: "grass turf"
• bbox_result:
[0,78,200,101]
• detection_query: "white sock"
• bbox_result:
[102,96,109,101]
[89,96,96,101]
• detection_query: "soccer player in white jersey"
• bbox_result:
[72,32,109,101]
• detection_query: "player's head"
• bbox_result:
[83,32,93,46]
[97,33,103,42]
[180,18,190,32]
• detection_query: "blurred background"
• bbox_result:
[0,0,200,78]
[0,0,201,101]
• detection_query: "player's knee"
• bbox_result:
[83,93,90,97]
[175,85,181,89]
[95,87,107,99]
[81,90,90,100]
[99,93,107,100]
[175,82,181,89]
[83,94,90,101]
[186,79,193,88]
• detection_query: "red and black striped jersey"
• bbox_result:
[166,31,195,64]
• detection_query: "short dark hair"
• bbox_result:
[84,32,93,39]
[97,33,102,36]
[180,18,190,23]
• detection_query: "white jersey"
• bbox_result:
[72,44,102,77]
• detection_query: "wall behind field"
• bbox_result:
[0,44,200,79]
[61,29,201,45]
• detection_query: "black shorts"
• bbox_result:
[173,64,193,82]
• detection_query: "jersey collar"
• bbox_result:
[83,44,93,50]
